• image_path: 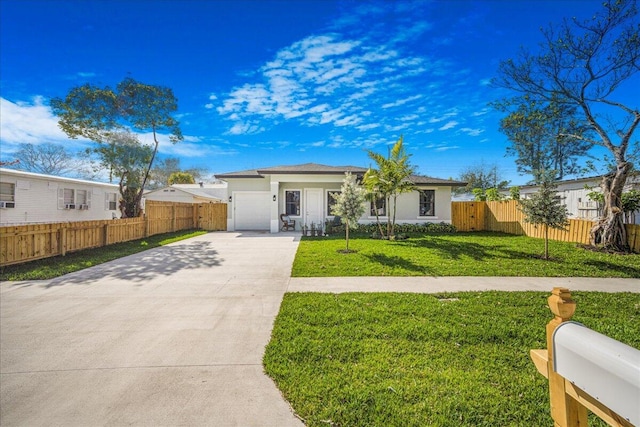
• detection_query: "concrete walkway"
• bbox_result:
[1,232,304,427]
[287,276,640,293]
[2,232,638,426]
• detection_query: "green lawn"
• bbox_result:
[292,232,640,277]
[0,229,208,281]
[264,291,640,427]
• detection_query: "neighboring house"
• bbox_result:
[0,168,121,225]
[144,182,227,204]
[216,163,466,233]
[517,175,640,223]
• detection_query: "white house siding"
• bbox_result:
[144,189,199,203]
[223,174,456,233]
[0,168,120,225]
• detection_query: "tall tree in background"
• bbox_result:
[331,172,366,252]
[51,77,183,216]
[148,157,207,189]
[493,0,640,252]
[8,143,93,177]
[496,95,593,180]
[457,162,510,195]
[363,136,416,239]
[168,171,195,185]
[518,172,570,260]
[94,132,152,218]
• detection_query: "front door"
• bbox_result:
[304,189,323,228]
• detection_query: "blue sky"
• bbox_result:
[1,0,635,185]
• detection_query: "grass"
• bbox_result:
[264,291,640,427]
[292,232,640,277]
[0,229,208,281]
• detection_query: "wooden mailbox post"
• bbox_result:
[530,287,637,427]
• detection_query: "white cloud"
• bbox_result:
[438,120,459,131]
[381,94,423,109]
[460,127,484,137]
[435,145,459,152]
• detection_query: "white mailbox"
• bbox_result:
[553,321,640,426]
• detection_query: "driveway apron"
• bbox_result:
[0,232,304,427]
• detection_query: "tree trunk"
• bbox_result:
[590,162,631,252]
[544,225,549,260]
[345,219,350,251]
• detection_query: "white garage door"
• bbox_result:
[234,192,271,230]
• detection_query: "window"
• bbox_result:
[327,191,341,216]
[77,190,87,205]
[285,190,300,216]
[0,182,15,202]
[419,190,435,216]
[106,192,118,210]
[370,197,386,216]
[63,188,75,205]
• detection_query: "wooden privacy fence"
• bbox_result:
[0,201,227,266]
[451,200,640,252]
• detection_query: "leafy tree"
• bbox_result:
[493,0,640,252]
[485,188,504,201]
[457,162,509,195]
[472,188,487,201]
[51,77,183,216]
[363,136,416,239]
[93,132,152,217]
[496,95,593,180]
[331,172,366,252]
[518,172,570,260]
[148,157,207,189]
[622,190,640,223]
[8,143,91,177]
[168,171,195,185]
[509,186,521,201]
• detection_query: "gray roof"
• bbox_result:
[216,163,466,186]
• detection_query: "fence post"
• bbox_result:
[60,225,67,256]
[103,223,109,246]
[545,288,588,427]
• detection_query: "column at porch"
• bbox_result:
[270,180,280,233]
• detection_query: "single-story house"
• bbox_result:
[144,182,227,204]
[517,174,640,223]
[0,168,121,225]
[216,163,466,233]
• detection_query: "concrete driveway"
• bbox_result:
[1,232,304,427]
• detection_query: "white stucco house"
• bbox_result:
[0,168,121,225]
[216,163,466,233]
[144,182,227,204]
[518,174,640,223]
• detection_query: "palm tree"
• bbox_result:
[363,136,416,239]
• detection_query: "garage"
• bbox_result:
[233,191,271,230]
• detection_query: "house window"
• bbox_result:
[0,182,15,202]
[327,191,341,216]
[370,197,386,216]
[106,192,118,210]
[285,190,300,216]
[63,188,75,205]
[419,190,435,216]
[77,190,87,205]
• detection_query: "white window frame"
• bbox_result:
[418,189,436,217]
[105,192,118,211]
[284,190,301,217]
[0,182,16,203]
[369,196,387,218]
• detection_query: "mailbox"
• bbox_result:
[553,321,640,426]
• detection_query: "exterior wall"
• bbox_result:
[144,189,198,203]
[221,174,456,233]
[0,169,120,225]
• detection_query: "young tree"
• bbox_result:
[496,96,593,180]
[363,136,416,239]
[331,172,366,252]
[51,77,183,216]
[518,172,570,260]
[148,157,207,189]
[493,0,640,251]
[168,171,195,185]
